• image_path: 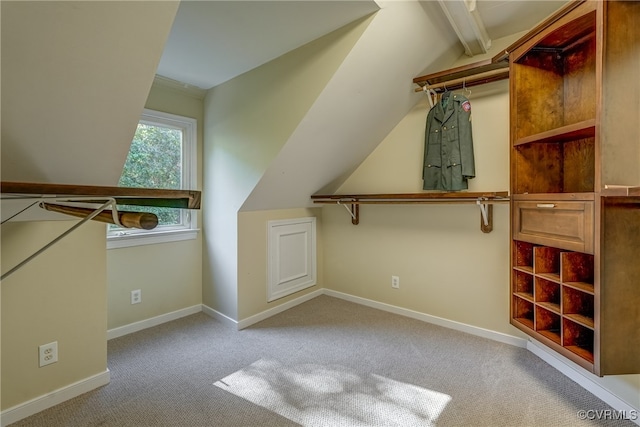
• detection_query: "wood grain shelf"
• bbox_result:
[513,119,596,146]
[312,191,509,231]
[413,59,509,93]
[311,191,508,202]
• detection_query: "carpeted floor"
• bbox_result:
[8,295,636,426]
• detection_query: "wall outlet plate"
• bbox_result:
[131,289,142,304]
[39,341,58,367]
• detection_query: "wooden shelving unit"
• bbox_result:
[508,0,640,376]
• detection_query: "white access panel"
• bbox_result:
[267,217,316,302]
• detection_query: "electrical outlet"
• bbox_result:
[131,289,142,304]
[391,275,400,289]
[39,341,58,367]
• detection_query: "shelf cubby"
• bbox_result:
[512,138,595,194]
[560,252,594,294]
[513,240,534,273]
[563,318,594,363]
[513,12,596,141]
[533,246,561,282]
[535,277,560,314]
[535,305,561,345]
[513,295,534,330]
[513,270,534,302]
[562,286,594,329]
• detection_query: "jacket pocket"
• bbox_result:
[425,129,442,167]
[423,164,441,190]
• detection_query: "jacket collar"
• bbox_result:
[434,91,455,123]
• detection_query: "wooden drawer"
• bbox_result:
[513,200,594,253]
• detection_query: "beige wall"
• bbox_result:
[106,79,204,330]
[1,222,107,410]
[1,0,178,186]
[237,208,323,320]
[202,17,371,320]
[323,79,518,335]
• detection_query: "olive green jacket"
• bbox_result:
[423,92,476,191]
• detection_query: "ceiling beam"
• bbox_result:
[437,0,491,56]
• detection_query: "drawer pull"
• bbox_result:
[536,203,556,208]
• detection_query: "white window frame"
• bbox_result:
[107,109,198,249]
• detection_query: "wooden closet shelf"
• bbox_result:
[413,59,509,93]
[1,181,201,209]
[311,191,509,203]
[514,119,596,146]
[601,185,640,198]
[311,191,509,232]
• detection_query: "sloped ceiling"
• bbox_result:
[1,1,179,185]
[1,0,567,203]
[239,0,568,210]
[157,0,567,91]
[157,1,381,90]
[154,0,566,211]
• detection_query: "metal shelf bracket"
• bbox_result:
[1,198,119,281]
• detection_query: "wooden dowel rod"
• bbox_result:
[414,68,509,92]
[41,203,158,230]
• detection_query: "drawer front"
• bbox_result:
[513,201,594,253]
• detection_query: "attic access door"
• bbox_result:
[267,217,317,302]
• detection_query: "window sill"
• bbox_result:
[107,228,199,249]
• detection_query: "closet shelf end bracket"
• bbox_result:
[477,197,493,233]
[337,199,359,225]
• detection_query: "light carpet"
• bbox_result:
[214,358,451,427]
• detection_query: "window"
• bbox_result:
[107,109,198,249]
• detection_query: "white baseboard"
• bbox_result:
[107,305,202,340]
[323,289,527,348]
[527,339,640,426]
[236,288,324,330]
[0,370,110,427]
[202,304,238,328]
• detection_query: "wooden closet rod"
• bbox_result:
[41,203,159,229]
[1,181,201,209]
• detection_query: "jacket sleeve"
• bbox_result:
[423,109,434,181]
[458,97,475,179]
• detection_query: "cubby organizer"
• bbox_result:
[512,241,595,364]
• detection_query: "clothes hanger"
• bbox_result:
[463,79,472,98]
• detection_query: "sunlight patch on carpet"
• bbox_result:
[214,359,451,426]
